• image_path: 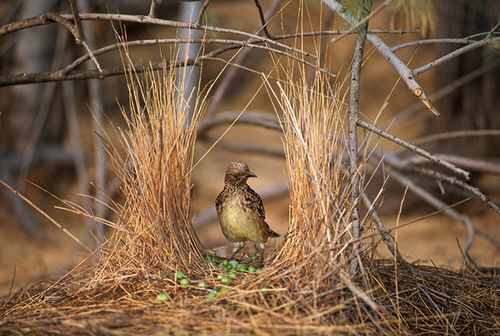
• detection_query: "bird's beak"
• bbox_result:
[246,171,257,178]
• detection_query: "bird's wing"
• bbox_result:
[243,185,266,220]
[215,191,224,216]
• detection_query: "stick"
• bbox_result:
[0,179,91,252]
[357,119,470,179]
[254,0,275,39]
[323,0,439,116]
[348,0,372,276]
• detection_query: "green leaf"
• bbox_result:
[155,293,171,302]
[207,290,218,300]
[175,271,186,280]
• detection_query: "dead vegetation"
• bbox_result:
[1,47,499,335]
[1,1,499,335]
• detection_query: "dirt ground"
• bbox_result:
[1,0,499,298]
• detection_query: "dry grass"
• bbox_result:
[1,48,498,335]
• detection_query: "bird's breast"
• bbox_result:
[219,194,267,243]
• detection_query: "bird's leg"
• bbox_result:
[254,243,265,267]
[230,242,245,259]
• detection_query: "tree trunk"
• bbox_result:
[431,0,500,157]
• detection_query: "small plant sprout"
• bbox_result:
[248,254,259,262]
[236,264,248,271]
[207,290,218,300]
[175,271,186,281]
[155,293,171,302]
[179,278,190,286]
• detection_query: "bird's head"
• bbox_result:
[224,161,257,184]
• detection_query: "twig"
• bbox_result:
[199,135,284,158]
[0,12,312,59]
[386,168,476,264]
[196,0,210,25]
[329,0,391,45]
[204,0,282,117]
[415,280,460,336]
[0,171,42,238]
[348,0,372,276]
[357,119,470,179]
[254,0,275,39]
[394,58,500,125]
[0,38,334,86]
[401,154,500,176]
[323,0,439,116]
[361,192,408,265]
[67,1,102,72]
[68,0,84,43]
[198,111,281,134]
[413,37,500,76]
[0,179,91,252]
[391,37,481,52]
[62,31,411,75]
[411,129,500,147]
[148,0,159,17]
[380,152,500,216]
[339,272,413,335]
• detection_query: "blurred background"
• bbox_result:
[0,0,499,296]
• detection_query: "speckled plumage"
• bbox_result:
[215,162,279,245]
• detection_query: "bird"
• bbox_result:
[215,162,279,265]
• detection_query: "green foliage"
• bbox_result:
[340,0,373,19]
[155,293,171,302]
[390,0,435,36]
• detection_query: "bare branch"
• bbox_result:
[411,129,500,147]
[198,111,281,134]
[386,168,476,263]
[329,0,392,45]
[395,58,500,124]
[205,0,282,117]
[361,192,408,265]
[0,37,335,87]
[391,37,488,52]
[68,0,84,43]
[348,0,372,276]
[0,179,91,252]
[196,0,210,25]
[254,0,275,39]
[380,152,500,216]
[402,154,500,176]
[148,0,159,17]
[323,0,439,116]
[413,37,500,76]
[0,12,313,59]
[357,119,470,179]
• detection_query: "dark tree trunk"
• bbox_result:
[431,0,500,157]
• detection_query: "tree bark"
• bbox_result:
[431,0,500,157]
